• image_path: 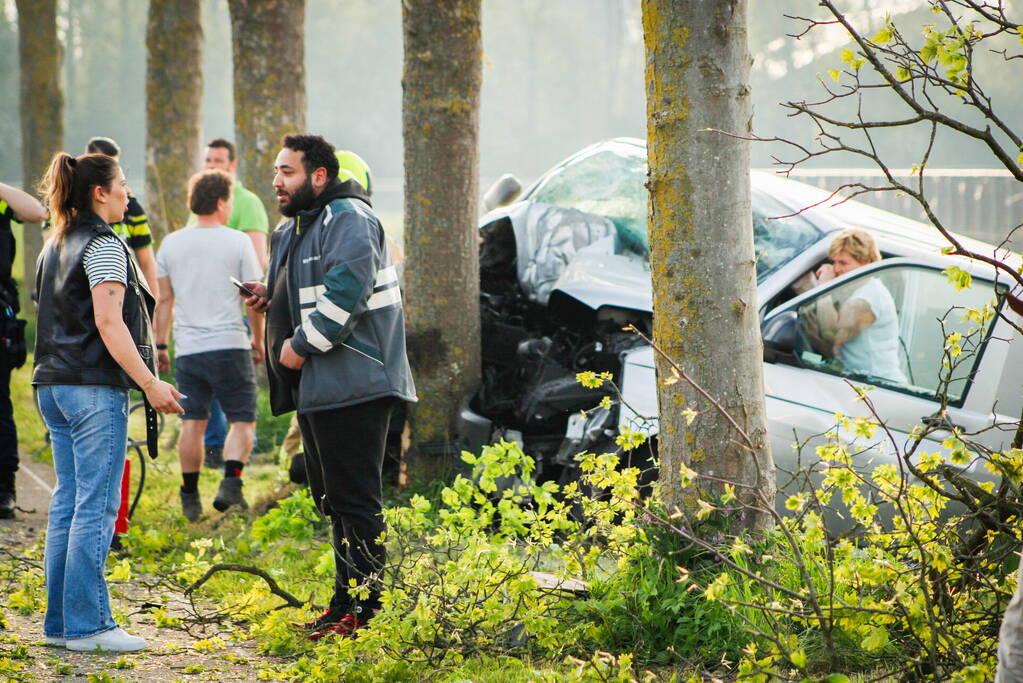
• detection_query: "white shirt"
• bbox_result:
[156,226,263,357]
[838,277,907,384]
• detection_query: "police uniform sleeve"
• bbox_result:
[121,195,154,250]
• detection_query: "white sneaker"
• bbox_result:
[43,636,65,646]
[65,627,147,652]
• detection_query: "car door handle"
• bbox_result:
[921,414,963,432]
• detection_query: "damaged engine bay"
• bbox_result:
[462,202,658,486]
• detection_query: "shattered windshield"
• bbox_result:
[527,141,649,255]
[525,140,822,280]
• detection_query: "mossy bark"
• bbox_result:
[402,0,482,481]
[15,0,62,307]
[227,0,306,218]
[642,0,774,530]
[145,0,202,241]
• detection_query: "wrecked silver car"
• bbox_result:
[459,138,1023,494]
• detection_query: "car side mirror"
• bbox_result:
[762,310,797,363]
[483,174,523,212]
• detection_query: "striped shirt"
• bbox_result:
[83,235,128,289]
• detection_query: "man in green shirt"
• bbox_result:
[188,138,270,269]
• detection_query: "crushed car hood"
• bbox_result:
[552,251,652,312]
[490,200,653,312]
[503,201,616,305]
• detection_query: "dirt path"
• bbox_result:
[0,459,281,682]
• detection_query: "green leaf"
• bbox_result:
[872,27,892,44]
[943,265,972,291]
[109,558,132,581]
[861,624,889,651]
[785,493,806,511]
[704,572,729,600]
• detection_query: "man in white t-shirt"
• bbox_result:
[154,170,264,521]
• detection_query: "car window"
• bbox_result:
[527,143,649,255]
[792,265,1002,403]
[751,190,823,282]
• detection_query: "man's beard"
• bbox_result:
[278,177,317,217]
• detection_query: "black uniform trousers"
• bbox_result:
[296,396,396,613]
[0,358,17,473]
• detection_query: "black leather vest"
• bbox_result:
[32,213,156,388]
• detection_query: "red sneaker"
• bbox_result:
[307,613,369,641]
[291,608,340,632]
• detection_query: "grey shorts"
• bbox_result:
[175,349,257,422]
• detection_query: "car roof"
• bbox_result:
[750,170,1010,263]
[508,137,1020,277]
[594,137,1016,270]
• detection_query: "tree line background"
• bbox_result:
[2,0,1019,219]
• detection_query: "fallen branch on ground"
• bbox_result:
[185,563,304,610]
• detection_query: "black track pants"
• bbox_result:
[297,397,396,612]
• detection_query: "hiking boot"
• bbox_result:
[212,477,248,512]
[204,445,224,470]
[179,488,202,522]
[307,613,370,641]
[0,470,15,519]
[288,452,308,485]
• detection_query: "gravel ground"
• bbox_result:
[0,459,284,682]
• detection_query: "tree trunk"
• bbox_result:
[15,0,62,306]
[145,0,203,241]
[227,0,306,218]
[642,0,774,531]
[402,0,482,479]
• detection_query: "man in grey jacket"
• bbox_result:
[242,134,416,639]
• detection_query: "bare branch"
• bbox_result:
[819,0,1023,180]
[185,563,305,610]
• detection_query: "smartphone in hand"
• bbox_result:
[230,277,257,298]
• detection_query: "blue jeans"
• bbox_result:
[204,400,227,449]
[38,384,128,639]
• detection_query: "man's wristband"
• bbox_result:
[156,344,168,350]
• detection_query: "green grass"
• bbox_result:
[12,361,46,460]
[6,364,908,682]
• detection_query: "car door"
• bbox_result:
[761,260,1009,487]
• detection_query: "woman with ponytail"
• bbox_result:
[34,152,184,653]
